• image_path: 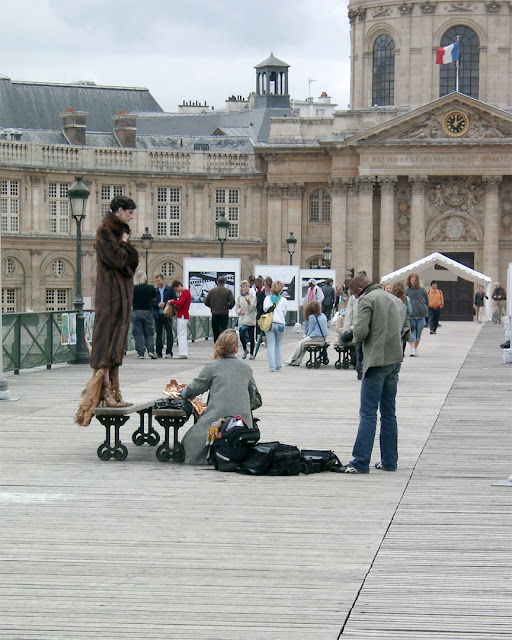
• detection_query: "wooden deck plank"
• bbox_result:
[1,321,509,639]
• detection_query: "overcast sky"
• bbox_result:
[2,0,351,112]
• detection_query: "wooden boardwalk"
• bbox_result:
[0,321,509,639]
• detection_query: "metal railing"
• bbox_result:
[2,312,230,374]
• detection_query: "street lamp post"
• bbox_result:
[140,227,153,276]
[323,244,332,269]
[215,212,230,258]
[286,232,297,265]
[68,177,91,365]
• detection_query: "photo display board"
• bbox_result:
[299,269,336,306]
[253,265,300,312]
[184,258,241,317]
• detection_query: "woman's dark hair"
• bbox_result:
[406,272,420,289]
[304,301,321,318]
[391,281,406,303]
[110,195,136,212]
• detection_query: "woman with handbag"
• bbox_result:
[285,301,328,366]
[180,329,261,464]
[235,280,257,359]
[262,280,287,372]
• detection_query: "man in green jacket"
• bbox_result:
[340,274,410,473]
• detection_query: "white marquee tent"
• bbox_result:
[381,252,492,319]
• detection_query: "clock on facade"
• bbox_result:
[442,110,470,137]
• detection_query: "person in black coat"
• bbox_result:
[153,274,177,358]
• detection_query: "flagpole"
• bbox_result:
[455,36,460,93]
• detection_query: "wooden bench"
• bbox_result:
[93,398,160,461]
[152,408,192,462]
[334,344,355,369]
[305,343,330,369]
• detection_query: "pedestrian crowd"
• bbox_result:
[76,196,502,472]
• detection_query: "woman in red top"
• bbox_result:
[171,280,192,358]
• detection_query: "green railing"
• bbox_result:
[2,312,228,374]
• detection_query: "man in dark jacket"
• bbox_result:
[204,276,235,342]
[340,274,410,474]
[321,278,335,319]
[153,274,177,358]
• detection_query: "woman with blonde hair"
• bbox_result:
[180,329,261,464]
[263,280,288,372]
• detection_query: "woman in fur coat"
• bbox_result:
[75,195,139,426]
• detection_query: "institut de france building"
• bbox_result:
[1,0,512,319]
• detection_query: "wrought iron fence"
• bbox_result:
[2,311,224,374]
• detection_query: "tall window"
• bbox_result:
[309,189,331,222]
[101,185,124,216]
[46,289,69,311]
[49,182,70,233]
[157,187,181,237]
[372,34,395,106]
[1,180,19,232]
[2,288,16,313]
[215,189,239,238]
[439,26,479,99]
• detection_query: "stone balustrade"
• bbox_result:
[0,142,259,175]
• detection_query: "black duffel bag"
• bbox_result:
[237,441,301,476]
[300,449,343,474]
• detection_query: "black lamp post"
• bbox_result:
[323,244,332,269]
[215,212,230,258]
[286,232,297,265]
[140,227,153,276]
[68,176,91,365]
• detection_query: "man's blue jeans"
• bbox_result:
[350,362,401,473]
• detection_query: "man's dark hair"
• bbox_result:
[217,276,226,285]
[155,273,165,280]
[171,280,182,288]
[249,275,255,281]
[430,280,438,286]
[350,274,371,295]
[110,195,136,212]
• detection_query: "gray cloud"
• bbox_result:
[2,0,350,112]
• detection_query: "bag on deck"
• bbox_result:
[237,441,301,476]
[300,449,343,474]
[210,415,260,472]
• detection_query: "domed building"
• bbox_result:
[258,0,512,318]
[1,9,512,320]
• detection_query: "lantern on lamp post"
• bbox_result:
[68,177,91,365]
[215,212,230,258]
[286,232,297,265]
[323,244,332,269]
[140,227,153,277]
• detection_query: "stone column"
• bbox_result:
[264,184,285,264]
[483,176,501,284]
[356,176,374,277]
[378,176,397,279]
[29,249,43,311]
[329,178,350,283]
[134,181,148,237]
[191,183,205,237]
[285,183,305,267]
[409,176,428,263]
[250,184,264,239]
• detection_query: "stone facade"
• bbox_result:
[2,7,512,314]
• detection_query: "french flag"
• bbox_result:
[436,41,459,65]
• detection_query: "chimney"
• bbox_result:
[61,108,87,145]
[113,110,136,147]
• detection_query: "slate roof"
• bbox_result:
[0,77,162,132]
[135,106,294,143]
[255,53,290,68]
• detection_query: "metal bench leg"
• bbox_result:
[132,407,160,447]
[155,417,187,462]
[96,415,129,461]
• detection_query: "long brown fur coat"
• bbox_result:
[90,213,139,369]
